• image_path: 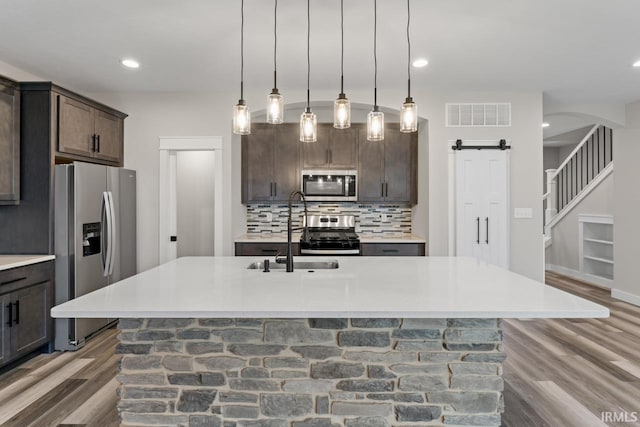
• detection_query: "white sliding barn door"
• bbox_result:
[455,150,509,268]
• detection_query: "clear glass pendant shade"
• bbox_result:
[367,109,384,141]
[233,102,251,135]
[400,98,418,133]
[333,95,351,129]
[266,91,284,124]
[300,110,317,142]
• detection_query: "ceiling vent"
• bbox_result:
[446,103,511,127]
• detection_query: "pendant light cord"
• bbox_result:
[373,0,378,108]
[307,0,311,110]
[273,0,278,89]
[407,0,411,99]
[240,0,245,101]
[340,0,344,94]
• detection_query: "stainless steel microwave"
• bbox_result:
[301,170,357,201]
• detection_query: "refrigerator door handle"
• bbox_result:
[102,191,113,277]
[107,191,117,276]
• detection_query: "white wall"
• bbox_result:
[176,151,216,257]
[90,89,543,280]
[0,59,43,81]
[428,92,544,281]
[613,101,640,305]
[87,92,238,272]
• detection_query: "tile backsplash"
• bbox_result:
[246,203,412,236]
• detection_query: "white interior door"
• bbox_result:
[455,149,509,268]
[455,151,484,260]
[481,150,509,268]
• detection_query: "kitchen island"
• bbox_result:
[51,257,608,427]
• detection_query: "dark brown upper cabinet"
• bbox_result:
[242,123,300,203]
[0,76,20,205]
[358,123,418,204]
[241,122,418,206]
[93,109,124,164]
[0,83,127,255]
[301,124,358,170]
[55,92,125,166]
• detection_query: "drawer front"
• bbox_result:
[0,261,54,294]
[235,242,299,257]
[361,243,425,256]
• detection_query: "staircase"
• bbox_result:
[543,124,614,238]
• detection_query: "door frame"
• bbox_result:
[448,140,511,264]
[159,136,224,264]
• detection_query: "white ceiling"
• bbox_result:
[1,0,640,104]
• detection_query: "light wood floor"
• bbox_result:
[503,272,640,427]
[1,272,639,427]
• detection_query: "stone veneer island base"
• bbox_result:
[117,317,504,427]
[51,257,608,427]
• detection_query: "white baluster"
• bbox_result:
[545,169,557,235]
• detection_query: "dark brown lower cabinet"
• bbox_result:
[235,242,299,257]
[360,243,425,256]
[0,260,54,368]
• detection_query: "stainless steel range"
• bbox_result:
[300,215,360,255]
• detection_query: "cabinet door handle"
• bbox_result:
[382,249,399,253]
[273,182,277,197]
[91,134,97,152]
[385,182,389,197]
[6,303,12,328]
[381,183,385,197]
[96,134,101,152]
[485,217,489,244]
[269,183,273,197]
[14,301,19,325]
[476,217,480,244]
[260,249,278,253]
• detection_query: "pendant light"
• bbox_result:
[400,0,418,133]
[333,0,351,129]
[367,0,384,141]
[300,0,317,142]
[266,0,284,124]
[233,0,251,135]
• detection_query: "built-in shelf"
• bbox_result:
[579,214,614,288]
[583,255,614,265]
[584,238,614,245]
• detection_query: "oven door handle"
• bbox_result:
[300,248,361,255]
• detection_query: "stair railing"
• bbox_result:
[544,124,613,235]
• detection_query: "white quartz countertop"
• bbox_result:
[0,255,55,271]
[235,234,426,244]
[51,256,608,319]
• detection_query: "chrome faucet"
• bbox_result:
[275,191,309,272]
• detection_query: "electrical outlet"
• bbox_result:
[265,212,273,222]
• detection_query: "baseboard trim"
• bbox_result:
[612,289,640,307]
[546,264,612,289]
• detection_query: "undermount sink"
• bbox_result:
[247,260,340,270]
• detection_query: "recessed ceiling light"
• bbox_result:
[633,60,640,68]
[542,122,550,128]
[412,58,429,68]
[121,58,140,69]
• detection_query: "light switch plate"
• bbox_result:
[514,208,533,219]
[265,213,273,222]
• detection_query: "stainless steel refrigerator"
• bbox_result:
[54,162,136,351]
